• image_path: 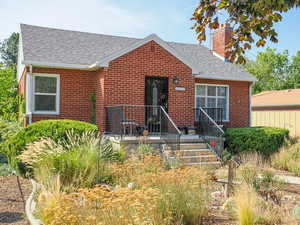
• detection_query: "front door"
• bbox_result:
[145,76,168,133]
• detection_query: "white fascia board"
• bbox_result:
[212,51,225,61]
[22,60,99,70]
[253,103,300,108]
[17,33,25,82]
[194,74,257,82]
[97,34,200,74]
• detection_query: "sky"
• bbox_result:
[1,0,300,59]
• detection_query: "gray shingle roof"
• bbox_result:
[20,24,255,82]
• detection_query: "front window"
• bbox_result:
[33,74,60,114]
[195,84,229,121]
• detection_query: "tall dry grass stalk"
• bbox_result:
[233,184,259,225]
[18,138,63,168]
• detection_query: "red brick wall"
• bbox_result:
[195,78,251,128]
[104,40,195,127]
[95,68,106,132]
[19,41,251,130]
[212,24,233,59]
[30,68,96,123]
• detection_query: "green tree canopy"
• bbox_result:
[0,33,19,67]
[245,48,300,94]
[192,0,300,64]
[0,65,19,121]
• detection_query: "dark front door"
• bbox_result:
[145,76,168,134]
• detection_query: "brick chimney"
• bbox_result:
[212,24,233,61]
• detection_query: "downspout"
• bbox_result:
[249,82,253,127]
[28,65,33,125]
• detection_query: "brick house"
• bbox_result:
[17,24,255,137]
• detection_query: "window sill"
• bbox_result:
[32,111,60,115]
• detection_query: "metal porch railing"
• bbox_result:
[194,107,225,158]
[105,105,181,148]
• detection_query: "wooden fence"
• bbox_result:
[252,110,300,137]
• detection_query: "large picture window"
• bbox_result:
[33,74,60,114]
[195,84,229,121]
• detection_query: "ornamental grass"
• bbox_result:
[36,185,172,225]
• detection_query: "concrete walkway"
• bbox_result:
[275,174,300,185]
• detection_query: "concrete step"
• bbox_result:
[185,161,221,166]
[165,149,214,157]
[180,155,218,164]
[164,143,207,150]
[169,154,218,163]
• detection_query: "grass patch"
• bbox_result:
[272,142,300,176]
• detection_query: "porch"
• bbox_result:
[104,105,225,164]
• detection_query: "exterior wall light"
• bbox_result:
[172,76,179,85]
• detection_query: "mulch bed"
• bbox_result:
[0,176,31,225]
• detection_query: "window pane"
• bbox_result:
[35,76,57,93]
[35,95,56,111]
[207,97,216,108]
[196,85,206,96]
[196,97,206,108]
[207,86,216,96]
[217,98,227,120]
[217,86,227,97]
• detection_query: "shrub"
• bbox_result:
[225,127,289,158]
[272,142,300,176]
[5,120,97,175]
[0,119,22,150]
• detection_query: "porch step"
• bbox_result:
[164,143,207,151]
[165,149,213,157]
[163,142,221,166]
[185,161,221,166]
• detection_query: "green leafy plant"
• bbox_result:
[225,127,289,158]
[136,144,155,156]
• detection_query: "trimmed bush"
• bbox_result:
[225,127,289,158]
[6,120,97,175]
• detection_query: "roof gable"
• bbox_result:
[96,34,199,74]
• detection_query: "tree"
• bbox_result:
[0,33,19,67]
[286,51,300,88]
[192,0,300,64]
[0,65,19,121]
[245,48,300,94]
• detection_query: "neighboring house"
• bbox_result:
[17,23,255,135]
[252,89,300,137]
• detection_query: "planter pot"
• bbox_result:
[25,179,42,225]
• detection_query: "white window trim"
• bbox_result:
[195,83,230,122]
[32,73,60,115]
